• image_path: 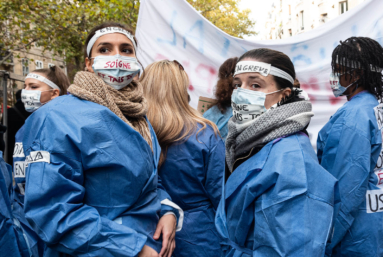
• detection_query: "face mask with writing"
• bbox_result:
[329,71,358,97]
[21,89,53,112]
[91,54,141,90]
[231,87,281,124]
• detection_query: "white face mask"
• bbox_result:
[231,87,282,124]
[21,89,52,112]
[329,71,358,97]
[91,54,141,90]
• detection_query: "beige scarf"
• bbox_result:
[68,71,152,150]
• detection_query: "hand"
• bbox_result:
[138,245,159,257]
[153,214,177,257]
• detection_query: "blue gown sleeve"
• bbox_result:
[319,125,378,253]
[158,175,180,221]
[205,137,225,210]
[148,118,182,228]
[24,146,147,256]
[0,153,22,257]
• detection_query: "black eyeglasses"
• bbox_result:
[173,60,184,71]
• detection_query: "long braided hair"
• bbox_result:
[331,37,383,100]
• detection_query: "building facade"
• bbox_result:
[262,0,366,40]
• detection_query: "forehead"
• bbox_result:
[94,33,134,46]
[234,72,264,80]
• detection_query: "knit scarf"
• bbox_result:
[68,71,152,150]
[226,100,314,172]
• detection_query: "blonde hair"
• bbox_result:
[140,60,219,166]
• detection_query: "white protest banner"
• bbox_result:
[136,0,383,147]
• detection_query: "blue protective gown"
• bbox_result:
[0,151,23,257]
[159,124,225,256]
[203,105,232,143]
[0,150,42,257]
[215,133,339,257]
[20,95,178,257]
[317,91,383,257]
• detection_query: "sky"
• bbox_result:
[239,0,274,40]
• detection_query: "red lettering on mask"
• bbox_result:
[105,61,111,68]
[378,173,383,185]
[108,76,115,82]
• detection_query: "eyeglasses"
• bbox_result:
[173,60,184,71]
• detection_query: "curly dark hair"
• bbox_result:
[214,57,238,113]
[332,37,383,100]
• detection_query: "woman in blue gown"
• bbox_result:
[215,48,339,257]
[21,22,180,257]
[317,37,383,257]
[203,57,237,143]
[140,60,225,257]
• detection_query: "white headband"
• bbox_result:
[234,61,295,85]
[86,27,137,57]
[336,55,383,72]
[25,73,61,92]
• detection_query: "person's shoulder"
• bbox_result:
[343,92,378,118]
[38,95,112,119]
[203,105,222,120]
[270,133,303,152]
[338,93,380,137]
[193,122,222,150]
[267,133,316,167]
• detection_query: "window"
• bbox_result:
[300,11,304,30]
[289,29,292,37]
[22,59,29,76]
[35,60,43,69]
[340,1,348,14]
[320,13,328,24]
[48,63,54,68]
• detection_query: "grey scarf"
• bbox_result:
[226,100,314,172]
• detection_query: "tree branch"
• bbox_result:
[0,51,13,66]
[0,39,37,66]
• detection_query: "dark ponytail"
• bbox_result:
[32,66,70,95]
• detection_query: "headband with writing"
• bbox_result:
[87,27,137,57]
[234,61,295,85]
[26,73,61,92]
[336,55,383,72]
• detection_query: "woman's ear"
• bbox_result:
[280,87,292,101]
[51,89,60,99]
[85,57,94,73]
[352,69,363,82]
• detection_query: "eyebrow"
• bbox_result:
[120,43,133,48]
[97,42,134,48]
[97,42,111,46]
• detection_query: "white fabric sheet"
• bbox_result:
[136,0,383,147]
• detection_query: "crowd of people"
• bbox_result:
[1,21,383,257]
